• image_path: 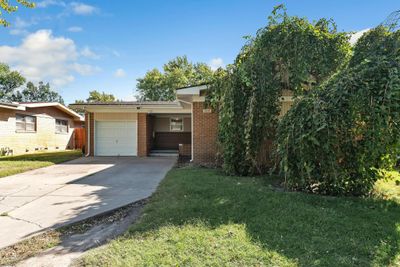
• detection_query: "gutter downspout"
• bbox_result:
[190,101,193,162]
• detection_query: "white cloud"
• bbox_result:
[0,29,100,87]
[36,0,66,8]
[350,29,370,45]
[124,94,136,101]
[9,28,29,36]
[112,50,120,57]
[9,17,37,36]
[114,68,126,78]
[14,17,31,28]
[68,26,83,32]
[81,46,100,59]
[208,57,224,71]
[71,63,101,75]
[71,2,97,15]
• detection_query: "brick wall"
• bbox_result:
[192,102,218,165]
[179,143,191,157]
[147,115,153,154]
[137,113,150,156]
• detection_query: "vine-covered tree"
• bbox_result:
[137,56,214,101]
[86,90,116,102]
[0,63,25,101]
[14,81,64,104]
[277,26,400,196]
[211,6,351,175]
[0,0,35,27]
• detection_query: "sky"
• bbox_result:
[0,0,399,104]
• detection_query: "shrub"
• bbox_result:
[276,27,400,196]
[210,6,350,175]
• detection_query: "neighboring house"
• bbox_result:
[0,102,84,155]
[72,85,294,165]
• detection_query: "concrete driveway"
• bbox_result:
[0,156,176,249]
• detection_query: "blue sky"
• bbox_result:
[0,0,398,104]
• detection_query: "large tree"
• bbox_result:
[1,63,64,103]
[0,63,25,101]
[86,90,116,102]
[136,56,214,101]
[14,81,64,103]
[70,91,116,113]
[0,0,35,27]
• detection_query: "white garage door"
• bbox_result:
[95,121,137,156]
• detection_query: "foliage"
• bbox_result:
[69,99,85,114]
[212,6,351,175]
[276,27,400,196]
[0,63,64,104]
[86,90,116,102]
[0,63,25,101]
[13,81,64,104]
[79,167,400,266]
[137,56,214,101]
[374,170,400,203]
[0,0,35,27]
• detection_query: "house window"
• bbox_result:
[56,119,68,134]
[170,117,183,132]
[16,114,36,132]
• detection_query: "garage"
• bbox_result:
[95,121,137,156]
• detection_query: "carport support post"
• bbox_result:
[85,112,94,156]
[137,113,150,157]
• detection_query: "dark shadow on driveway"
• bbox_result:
[8,157,175,244]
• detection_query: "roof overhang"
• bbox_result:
[176,85,209,102]
[0,102,26,111]
[176,84,208,95]
[70,101,191,114]
[19,102,84,121]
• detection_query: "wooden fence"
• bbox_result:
[74,128,86,150]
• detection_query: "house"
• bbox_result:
[73,85,294,165]
[0,102,84,155]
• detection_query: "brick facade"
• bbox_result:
[192,102,218,165]
[178,143,191,157]
[137,113,151,157]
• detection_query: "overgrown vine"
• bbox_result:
[276,27,400,196]
[210,5,350,175]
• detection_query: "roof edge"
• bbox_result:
[19,102,84,121]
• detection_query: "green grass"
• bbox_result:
[374,170,400,204]
[78,167,400,267]
[0,150,82,178]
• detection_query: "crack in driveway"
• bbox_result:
[7,215,44,229]
[0,185,65,214]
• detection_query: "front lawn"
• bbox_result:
[0,150,82,178]
[375,170,400,204]
[78,167,400,267]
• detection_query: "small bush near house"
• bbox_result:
[276,27,400,195]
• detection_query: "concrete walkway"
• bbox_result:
[0,157,176,249]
